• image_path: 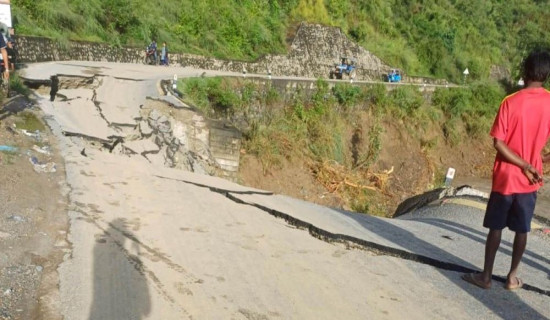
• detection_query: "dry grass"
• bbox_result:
[310,160,394,215]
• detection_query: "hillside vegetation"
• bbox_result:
[178,77,501,215]
[11,0,550,82]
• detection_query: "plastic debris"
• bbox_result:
[29,157,56,173]
[7,215,25,223]
[0,145,17,152]
[32,145,51,155]
[21,129,41,141]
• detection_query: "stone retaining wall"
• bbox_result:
[208,124,242,180]
[16,36,144,63]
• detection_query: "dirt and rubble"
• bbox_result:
[0,96,69,319]
[239,114,496,217]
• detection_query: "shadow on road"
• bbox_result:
[89,218,151,320]
[338,209,548,320]
[411,217,550,279]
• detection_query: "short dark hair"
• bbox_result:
[523,49,550,82]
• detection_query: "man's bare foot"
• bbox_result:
[462,273,491,289]
[505,276,523,290]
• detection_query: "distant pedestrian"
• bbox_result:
[0,34,9,81]
[160,42,168,66]
[148,39,157,63]
[462,49,550,290]
[6,39,16,71]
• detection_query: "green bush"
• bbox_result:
[206,82,239,115]
[432,80,503,139]
[311,78,331,116]
[263,86,281,106]
[332,83,362,107]
[387,85,424,117]
[469,81,504,118]
[432,87,472,118]
[364,84,387,107]
[9,74,31,97]
[180,77,239,115]
[181,77,209,110]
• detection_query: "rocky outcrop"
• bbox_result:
[255,23,389,80]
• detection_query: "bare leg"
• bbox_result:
[463,229,501,288]
[479,229,502,282]
[506,232,527,287]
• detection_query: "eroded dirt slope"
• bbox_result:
[239,114,495,216]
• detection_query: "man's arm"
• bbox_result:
[1,47,8,79]
[494,138,542,184]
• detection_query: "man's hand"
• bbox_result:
[523,164,543,185]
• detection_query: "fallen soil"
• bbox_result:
[0,96,68,319]
[239,114,495,216]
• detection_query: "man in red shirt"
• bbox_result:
[463,49,550,290]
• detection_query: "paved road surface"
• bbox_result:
[455,175,550,223]
[21,62,550,320]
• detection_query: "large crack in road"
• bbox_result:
[158,175,550,298]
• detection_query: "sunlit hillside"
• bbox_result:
[11,0,550,82]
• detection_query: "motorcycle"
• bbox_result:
[144,46,158,65]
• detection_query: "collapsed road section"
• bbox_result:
[22,71,242,181]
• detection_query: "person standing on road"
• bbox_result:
[160,42,168,66]
[462,49,550,290]
[6,39,16,71]
[149,39,158,64]
[0,33,9,81]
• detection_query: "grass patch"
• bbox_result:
[14,112,46,132]
[10,74,32,97]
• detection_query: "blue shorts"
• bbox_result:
[483,191,536,233]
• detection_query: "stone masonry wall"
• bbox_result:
[16,36,144,63]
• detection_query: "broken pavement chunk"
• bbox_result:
[139,120,153,137]
[122,139,160,155]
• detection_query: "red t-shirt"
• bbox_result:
[490,87,550,194]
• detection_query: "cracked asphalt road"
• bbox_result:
[19,61,550,320]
